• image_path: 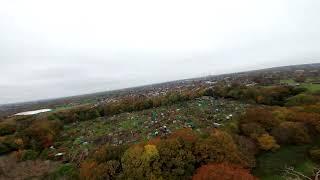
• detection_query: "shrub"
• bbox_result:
[22,119,62,150]
[0,122,16,136]
[257,134,279,151]
[20,149,39,161]
[0,136,19,154]
[309,149,320,161]
[285,94,318,106]
[45,163,79,180]
[192,163,257,180]
[92,144,128,163]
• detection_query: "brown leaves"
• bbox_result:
[192,163,257,180]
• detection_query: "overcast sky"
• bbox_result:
[1,0,320,104]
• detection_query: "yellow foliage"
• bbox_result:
[143,145,159,159]
[257,134,279,151]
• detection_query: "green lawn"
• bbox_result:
[301,83,320,93]
[253,145,318,180]
[280,79,320,93]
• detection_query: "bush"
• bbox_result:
[92,144,128,163]
[0,122,16,136]
[22,119,62,150]
[192,163,257,180]
[0,136,19,154]
[45,163,79,180]
[285,94,318,106]
[20,149,39,161]
[309,149,320,161]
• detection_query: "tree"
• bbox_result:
[157,138,196,179]
[271,122,311,144]
[233,135,258,168]
[194,130,245,166]
[22,119,62,150]
[240,123,266,139]
[192,163,257,180]
[241,108,280,130]
[257,134,279,151]
[121,144,161,179]
[80,160,120,180]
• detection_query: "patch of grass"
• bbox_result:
[253,145,316,179]
[301,83,320,93]
[44,163,78,180]
[280,79,295,84]
[295,159,318,177]
[260,175,285,180]
[21,149,39,161]
[280,79,320,93]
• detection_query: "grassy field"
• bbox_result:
[280,79,320,93]
[254,145,319,180]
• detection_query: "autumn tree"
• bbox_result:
[257,134,279,151]
[241,108,281,130]
[194,130,245,167]
[271,122,311,144]
[240,122,266,139]
[121,144,161,179]
[192,163,257,180]
[157,138,196,179]
[22,118,62,150]
[80,160,120,180]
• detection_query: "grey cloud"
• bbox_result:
[1,0,320,104]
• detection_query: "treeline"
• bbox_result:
[205,83,309,106]
[49,88,207,124]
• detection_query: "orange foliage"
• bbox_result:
[241,108,281,130]
[194,130,245,166]
[287,111,320,133]
[168,128,198,143]
[192,163,257,180]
